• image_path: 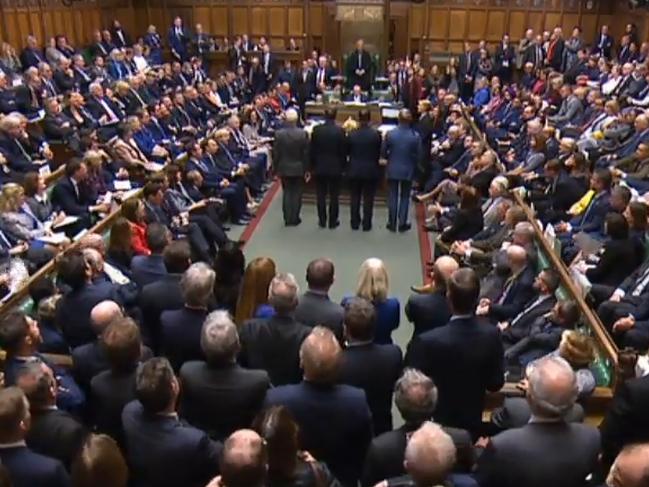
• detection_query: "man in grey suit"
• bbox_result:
[548,84,585,129]
[475,355,600,487]
[273,108,310,226]
[294,258,344,339]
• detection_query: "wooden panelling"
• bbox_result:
[562,13,580,34]
[29,12,43,44]
[508,11,526,40]
[448,10,466,40]
[16,11,31,46]
[544,12,562,31]
[309,3,323,37]
[408,5,424,38]
[269,8,285,36]
[467,10,487,41]
[428,9,448,39]
[580,14,598,43]
[486,11,506,41]
[250,7,266,36]
[287,7,303,37]
[211,7,228,37]
[231,7,248,36]
[528,12,544,35]
[194,7,211,32]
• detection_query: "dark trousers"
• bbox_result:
[315,175,341,227]
[387,179,412,229]
[349,178,377,230]
[281,176,304,225]
[189,213,227,248]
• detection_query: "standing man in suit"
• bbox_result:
[294,258,344,338]
[346,38,372,91]
[339,297,402,435]
[122,357,222,487]
[459,42,478,102]
[347,109,382,231]
[239,273,311,385]
[406,268,504,437]
[0,387,71,487]
[383,109,421,232]
[168,17,190,62]
[310,108,346,229]
[593,24,614,59]
[495,34,516,84]
[260,43,275,92]
[475,356,600,487]
[180,310,270,441]
[265,326,373,487]
[273,109,309,226]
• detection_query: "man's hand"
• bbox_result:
[609,292,622,303]
[10,242,29,255]
[497,321,510,332]
[475,437,491,449]
[555,222,568,233]
[91,203,110,213]
[613,316,635,333]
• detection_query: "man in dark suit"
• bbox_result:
[383,109,421,232]
[345,84,369,103]
[20,35,46,69]
[273,109,309,226]
[405,256,458,339]
[0,387,71,487]
[180,310,270,441]
[339,297,402,435]
[534,160,587,223]
[168,16,190,61]
[522,35,545,70]
[111,20,132,48]
[131,223,169,288]
[475,356,600,487]
[362,368,475,487]
[122,357,222,487]
[260,44,275,91]
[293,258,344,337]
[458,42,478,102]
[495,34,516,83]
[406,268,504,437]
[247,57,266,96]
[294,61,316,115]
[90,317,146,446]
[0,113,47,175]
[592,24,614,59]
[239,272,311,385]
[346,38,372,91]
[309,108,346,228]
[139,240,191,353]
[265,326,372,487]
[160,263,214,371]
[476,245,536,323]
[16,362,88,469]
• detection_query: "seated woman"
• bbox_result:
[342,258,399,345]
[235,257,277,325]
[120,198,150,256]
[22,172,66,227]
[106,217,135,276]
[84,150,115,201]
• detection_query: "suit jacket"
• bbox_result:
[383,125,422,181]
[160,307,208,371]
[265,381,372,486]
[71,340,109,390]
[139,273,184,352]
[489,265,536,321]
[405,289,451,337]
[294,289,344,338]
[549,171,586,213]
[347,125,382,180]
[339,342,402,435]
[131,254,168,288]
[586,238,642,288]
[20,47,45,68]
[310,121,347,176]
[476,421,600,487]
[179,361,270,441]
[51,177,94,216]
[273,126,309,178]
[56,281,121,348]
[569,190,611,234]
[600,374,649,465]
[550,95,583,126]
[121,400,221,487]
[239,315,311,386]
[26,408,87,468]
[405,316,504,433]
[501,294,556,344]
[90,368,137,445]
[0,445,70,487]
[440,207,484,244]
[0,132,38,173]
[491,396,584,431]
[361,423,475,487]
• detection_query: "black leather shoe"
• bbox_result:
[398,223,412,232]
[329,221,340,229]
[386,224,396,232]
[362,225,372,232]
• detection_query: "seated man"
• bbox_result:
[345,84,369,103]
[0,114,50,175]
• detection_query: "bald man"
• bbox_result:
[477,245,535,323]
[216,429,267,487]
[605,443,649,487]
[406,256,458,337]
[265,326,372,486]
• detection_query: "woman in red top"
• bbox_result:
[120,198,150,256]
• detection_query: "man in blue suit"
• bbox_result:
[406,268,504,438]
[122,357,222,487]
[265,326,373,487]
[168,17,190,62]
[0,387,71,487]
[382,109,421,232]
[131,223,170,288]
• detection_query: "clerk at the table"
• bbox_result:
[345,85,369,103]
[346,39,372,91]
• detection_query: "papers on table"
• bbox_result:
[113,180,132,191]
[37,232,67,245]
[51,216,79,229]
[144,162,165,172]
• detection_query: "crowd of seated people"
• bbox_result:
[0,17,649,487]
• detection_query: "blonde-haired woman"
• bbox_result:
[235,257,277,324]
[0,42,20,73]
[342,258,400,344]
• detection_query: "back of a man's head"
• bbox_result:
[102,317,142,374]
[135,357,176,415]
[394,368,438,425]
[163,240,192,274]
[201,310,240,366]
[220,429,267,487]
[305,258,335,291]
[15,362,56,411]
[0,387,28,443]
[180,262,216,308]
[431,256,459,292]
[90,300,123,336]
[58,250,90,291]
[404,422,456,486]
[268,273,299,315]
[343,296,376,342]
[447,268,480,315]
[146,223,169,254]
[527,355,578,420]
[607,443,649,487]
[300,326,341,384]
